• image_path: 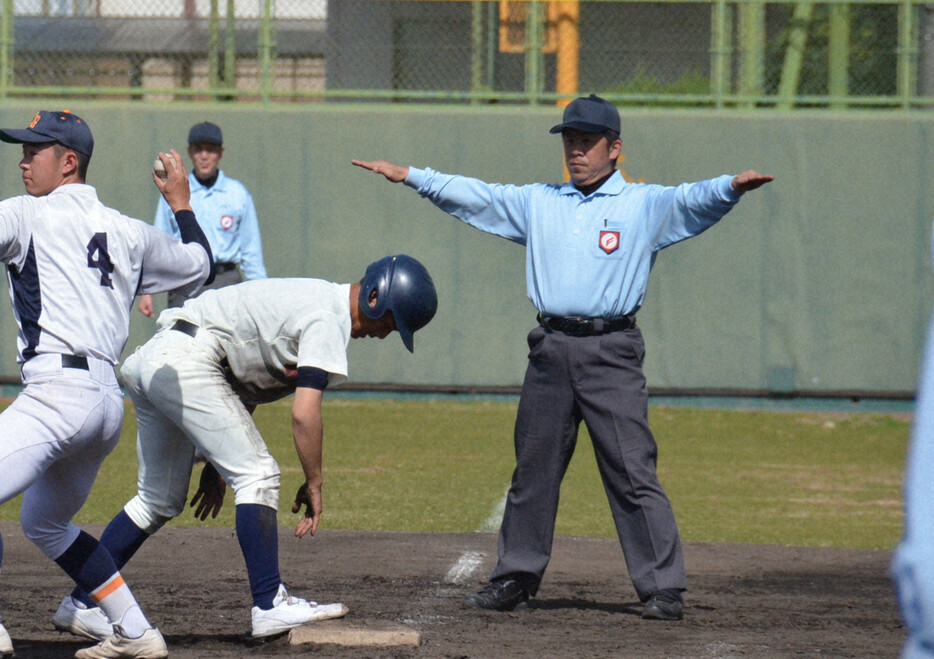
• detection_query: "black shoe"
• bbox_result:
[641,589,683,621]
[463,579,530,611]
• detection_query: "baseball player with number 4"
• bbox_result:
[54,254,439,641]
[0,110,214,659]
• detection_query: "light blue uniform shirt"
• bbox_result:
[406,167,741,317]
[155,169,267,280]
[892,229,934,658]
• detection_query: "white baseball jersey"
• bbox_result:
[0,181,210,563]
[158,278,352,404]
[0,183,211,364]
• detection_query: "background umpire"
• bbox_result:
[353,94,773,620]
[138,121,266,317]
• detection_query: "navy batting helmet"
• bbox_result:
[359,255,438,352]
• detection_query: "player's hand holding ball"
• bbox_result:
[152,149,192,213]
[153,155,168,181]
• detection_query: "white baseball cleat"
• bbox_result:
[74,625,167,659]
[53,595,113,641]
[0,621,13,658]
[251,584,349,638]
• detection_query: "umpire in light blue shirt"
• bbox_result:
[138,121,267,316]
[353,94,773,620]
[892,230,934,659]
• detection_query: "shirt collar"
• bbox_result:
[558,169,625,197]
[189,169,227,192]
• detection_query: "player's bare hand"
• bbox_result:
[190,462,226,521]
[292,482,322,538]
[137,294,155,317]
[351,159,409,183]
[154,150,193,213]
[731,170,774,195]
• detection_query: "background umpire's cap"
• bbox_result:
[188,122,223,146]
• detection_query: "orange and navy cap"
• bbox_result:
[0,110,94,158]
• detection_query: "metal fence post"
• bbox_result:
[209,0,220,96]
[710,0,731,108]
[0,0,11,99]
[898,0,917,108]
[919,4,934,97]
[259,0,275,103]
[739,0,766,107]
[777,1,814,109]
[525,0,544,105]
[486,0,497,94]
[471,0,484,103]
[225,0,236,93]
[828,1,850,110]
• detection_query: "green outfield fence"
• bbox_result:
[1,0,933,109]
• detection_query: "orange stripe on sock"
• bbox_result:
[91,575,126,602]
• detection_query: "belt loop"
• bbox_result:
[592,319,604,333]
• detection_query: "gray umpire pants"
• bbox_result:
[167,264,243,308]
[489,324,686,601]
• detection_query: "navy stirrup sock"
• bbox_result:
[70,511,149,608]
[55,531,119,601]
[236,504,281,610]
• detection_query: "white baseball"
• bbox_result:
[153,156,168,181]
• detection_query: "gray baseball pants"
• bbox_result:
[489,324,686,601]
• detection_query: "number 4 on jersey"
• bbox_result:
[87,232,114,289]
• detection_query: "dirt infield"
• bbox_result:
[0,522,904,658]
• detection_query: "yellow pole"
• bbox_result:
[554,1,580,182]
[554,0,580,108]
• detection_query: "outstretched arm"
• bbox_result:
[731,170,774,195]
[351,159,410,183]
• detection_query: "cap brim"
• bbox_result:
[0,128,52,145]
[549,121,614,134]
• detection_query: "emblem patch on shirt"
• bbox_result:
[220,215,234,230]
[599,230,620,254]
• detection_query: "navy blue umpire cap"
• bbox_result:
[188,122,223,146]
[0,110,94,157]
[549,94,620,135]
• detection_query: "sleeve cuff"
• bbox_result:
[404,167,426,190]
[721,175,741,202]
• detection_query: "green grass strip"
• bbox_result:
[0,399,909,550]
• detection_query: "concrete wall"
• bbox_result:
[0,101,929,395]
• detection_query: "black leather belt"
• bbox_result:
[215,262,238,273]
[61,354,89,370]
[538,314,635,336]
[171,320,226,367]
[171,319,200,338]
[26,354,89,369]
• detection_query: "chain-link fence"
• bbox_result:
[0,0,930,108]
